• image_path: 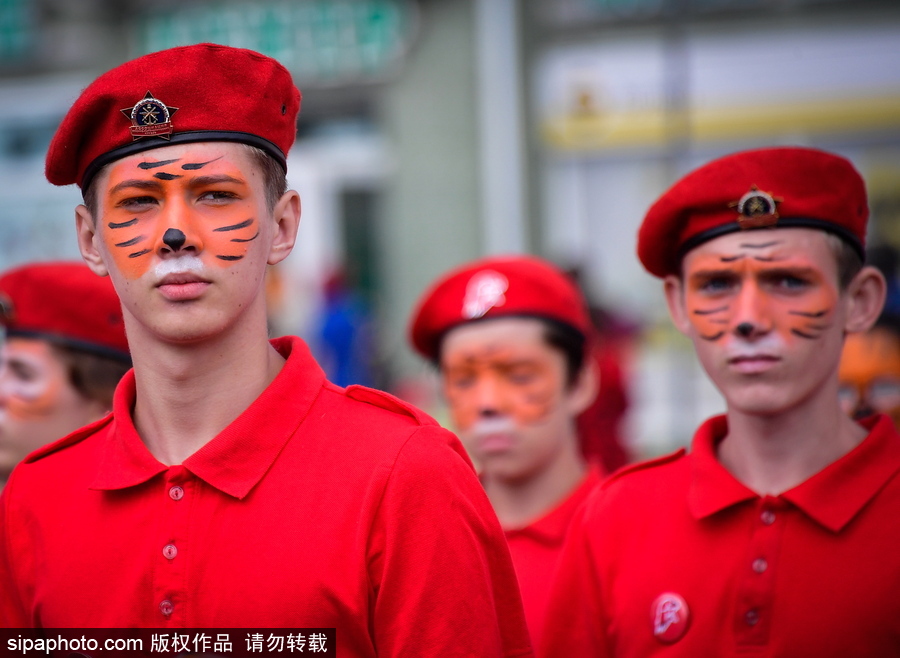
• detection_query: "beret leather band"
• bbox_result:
[80,130,287,194]
[677,215,865,266]
[5,328,131,363]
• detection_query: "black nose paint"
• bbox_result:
[163,228,186,251]
[736,322,754,337]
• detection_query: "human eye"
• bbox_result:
[446,370,476,389]
[694,274,735,295]
[767,271,811,292]
[116,195,157,210]
[198,190,239,204]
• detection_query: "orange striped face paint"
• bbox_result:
[441,320,567,431]
[98,145,262,280]
[683,234,839,346]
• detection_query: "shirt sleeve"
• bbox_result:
[0,470,30,628]
[539,494,612,658]
[366,424,533,657]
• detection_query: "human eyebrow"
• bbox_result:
[108,179,164,196]
[189,174,246,188]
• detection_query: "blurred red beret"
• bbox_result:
[46,43,301,190]
[409,255,592,361]
[0,262,129,362]
[638,146,868,278]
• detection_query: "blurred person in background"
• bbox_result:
[0,43,531,652]
[542,147,900,656]
[409,255,601,648]
[0,261,130,489]
[838,313,900,427]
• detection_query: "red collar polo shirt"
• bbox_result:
[0,336,533,657]
[504,468,601,651]
[540,414,900,657]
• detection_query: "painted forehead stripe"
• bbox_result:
[181,158,222,170]
[154,172,182,181]
[137,159,179,170]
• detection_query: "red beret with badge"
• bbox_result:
[637,146,869,278]
[46,43,301,190]
[409,255,592,361]
[0,262,129,362]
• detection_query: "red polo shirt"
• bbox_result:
[504,469,601,650]
[541,414,900,657]
[0,337,532,657]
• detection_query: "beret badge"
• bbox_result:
[120,91,179,141]
[731,185,783,230]
[463,271,508,320]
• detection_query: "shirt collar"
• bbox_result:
[504,467,602,546]
[688,414,900,532]
[90,336,326,499]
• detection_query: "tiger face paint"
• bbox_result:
[99,147,262,281]
[0,338,103,483]
[440,317,587,481]
[81,142,288,344]
[668,228,849,416]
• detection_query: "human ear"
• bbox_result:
[843,265,887,334]
[566,355,599,417]
[664,274,691,335]
[75,205,109,277]
[267,190,301,266]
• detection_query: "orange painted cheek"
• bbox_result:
[5,371,67,422]
[772,284,838,344]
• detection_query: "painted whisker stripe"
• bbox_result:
[693,306,728,315]
[700,332,725,341]
[115,236,145,248]
[182,158,221,170]
[791,329,819,339]
[129,249,151,259]
[789,310,828,317]
[217,255,244,261]
[213,219,254,232]
[108,219,138,229]
[137,159,179,169]
[231,231,259,243]
[154,172,182,180]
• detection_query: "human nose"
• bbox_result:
[730,281,772,340]
[474,375,510,418]
[155,200,204,256]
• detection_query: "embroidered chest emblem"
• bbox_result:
[462,270,508,319]
[651,592,690,644]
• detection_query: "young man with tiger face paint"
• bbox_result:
[542,147,900,657]
[408,255,601,649]
[0,45,532,655]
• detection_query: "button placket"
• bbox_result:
[155,467,191,624]
[734,497,787,649]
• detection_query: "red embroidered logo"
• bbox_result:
[462,270,508,319]
[651,592,690,644]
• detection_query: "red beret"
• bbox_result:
[46,43,301,189]
[409,255,592,361]
[0,262,129,362]
[637,146,868,278]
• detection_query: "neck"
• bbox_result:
[483,437,587,529]
[128,320,284,466]
[718,383,867,495]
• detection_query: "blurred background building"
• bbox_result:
[2,0,899,457]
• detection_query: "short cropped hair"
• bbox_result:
[51,344,131,410]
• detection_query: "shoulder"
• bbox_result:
[602,447,688,489]
[20,414,113,465]
[338,384,440,427]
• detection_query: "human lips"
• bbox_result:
[727,353,781,374]
[156,272,211,301]
[469,417,518,454]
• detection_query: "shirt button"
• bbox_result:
[169,486,184,501]
[163,544,178,560]
[159,599,174,616]
[760,510,776,525]
[745,609,759,626]
[752,558,768,573]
